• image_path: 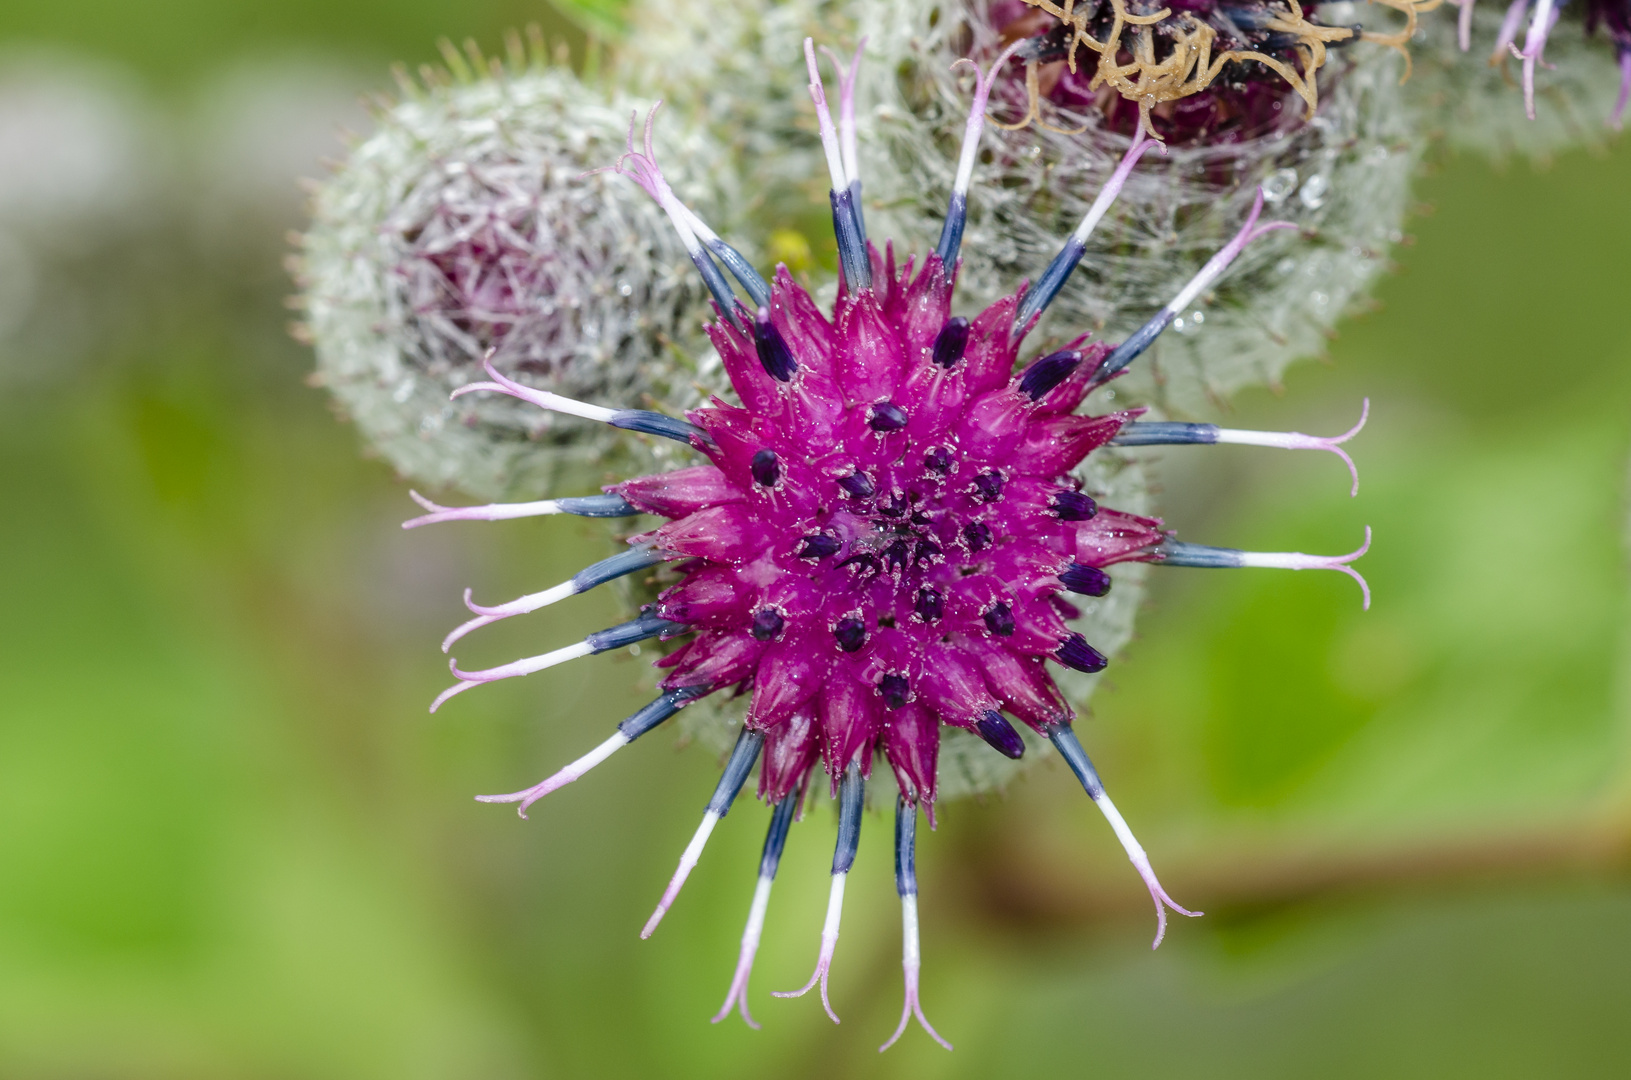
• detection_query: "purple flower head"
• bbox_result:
[986,0,1425,143]
[406,39,1372,1049]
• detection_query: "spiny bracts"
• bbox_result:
[404,37,1371,1050]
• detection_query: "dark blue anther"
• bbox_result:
[758,792,799,880]
[838,471,875,498]
[915,586,944,622]
[751,607,785,641]
[617,684,710,741]
[752,306,799,382]
[1056,633,1108,673]
[609,409,708,446]
[705,727,765,816]
[834,617,867,652]
[570,545,667,594]
[1110,421,1222,447]
[963,521,992,551]
[983,602,1015,637]
[1014,236,1086,333]
[1046,722,1106,798]
[554,494,640,518]
[751,448,780,487]
[1153,539,1246,569]
[931,316,971,370]
[798,534,842,559]
[688,247,745,331]
[880,674,910,709]
[1098,309,1176,383]
[975,710,1026,759]
[934,191,967,269]
[702,237,771,307]
[924,446,953,474]
[830,186,873,292]
[1060,563,1112,597]
[868,401,909,432]
[914,539,943,565]
[1050,491,1098,521]
[832,760,866,875]
[883,540,911,573]
[973,470,1005,502]
[1019,349,1084,401]
[586,610,687,653]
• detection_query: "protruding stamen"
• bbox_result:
[594,102,743,327]
[936,39,1025,266]
[642,728,765,938]
[712,793,799,1029]
[983,602,1015,637]
[433,611,687,712]
[931,317,970,369]
[402,489,636,529]
[879,798,953,1052]
[1056,633,1108,673]
[476,686,708,817]
[1047,723,1202,949]
[806,38,872,291]
[1113,399,1368,496]
[1014,129,1161,333]
[1019,349,1083,400]
[443,544,666,652]
[974,710,1025,759]
[453,355,703,445]
[775,759,865,1022]
[819,39,870,246]
[1060,563,1112,597]
[1509,0,1558,120]
[1154,526,1373,610]
[752,306,799,382]
[798,534,841,559]
[880,674,911,709]
[1098,187,1296,382]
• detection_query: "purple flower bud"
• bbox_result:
[1056,633,1109,673]
[1050,491,1098,521]
[751,449,780,487]
[1060,563,1113,597]
[868,401,909,431]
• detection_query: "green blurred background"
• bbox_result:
[3,1,1630,1077]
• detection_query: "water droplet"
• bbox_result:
[1298,173,1330,210]
[1190,310,1205,325]
[1261,168,1298,203]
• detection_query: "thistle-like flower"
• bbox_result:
[408,41,1370,1049]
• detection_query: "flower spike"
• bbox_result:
[1154,526,1374,609]
[805,38,871,291]
[879,797,952,1052]
[775,759,864,1023]
[432,610,687,712]
[1112,399,1370,496]
[1013,128,1163,334]
[442,544,667,652]
[1099,187,1298,381]
[454,354,705,446]
[592,102,744,327]
[642,728,765,938]
[936,39,1026,267]
[476,686,710,818]
[1048,724,1203,949]
[712,793,799,1029]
